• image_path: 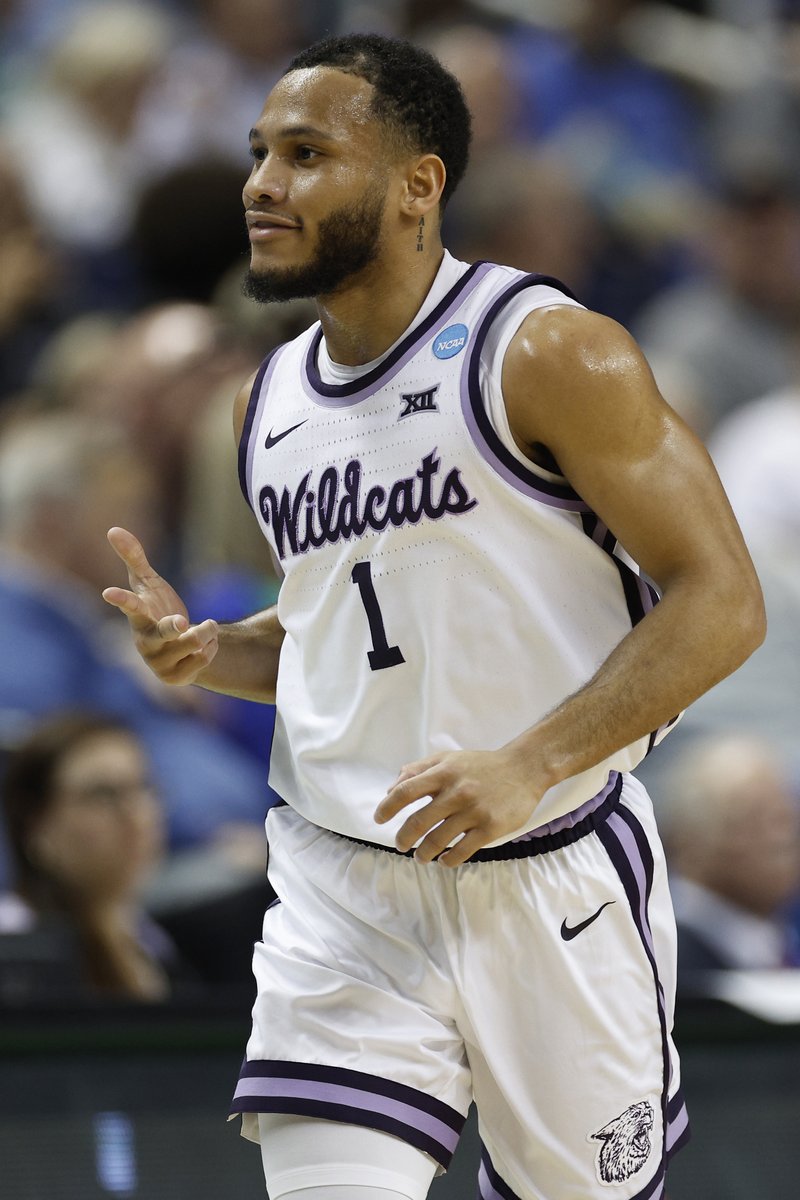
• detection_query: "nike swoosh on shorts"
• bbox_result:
[560,900,616,941]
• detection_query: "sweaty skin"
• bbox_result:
[103,64,765,867]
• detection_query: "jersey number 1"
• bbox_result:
[351,561,405,671]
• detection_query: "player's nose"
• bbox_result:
[243,157,289,207]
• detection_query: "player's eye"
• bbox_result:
[249,145,267,164]
[296,146,319,162]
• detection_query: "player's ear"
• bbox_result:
[400,153,446,219]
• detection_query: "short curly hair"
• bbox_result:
[285,34,472,209]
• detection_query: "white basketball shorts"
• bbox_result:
[230,772,689,1199]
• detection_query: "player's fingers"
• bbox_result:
[413,814,472,864]
[375,764,447,824]
[142,618,218,659]
[168,619,218,653]
[392,753,445,785]
[154,614,190,640]
[106,526,155,579]
[101,585,152,627]
[159,642,219,685]
[392,795,455,853]
[437,828,487,869]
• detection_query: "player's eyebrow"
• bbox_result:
[249,124,334,144]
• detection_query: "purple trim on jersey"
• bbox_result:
[512,771,620,842]
[580,512,657,629]
[230,1059,465,1167]
[646,712,682,758]
[461,273,589,512]
[300,261,494,407]
[595,804,690,1187]
[581,513,681,753]
[237,344,286,508]
[478,1146,523,1200]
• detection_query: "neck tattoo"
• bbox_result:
[416,215,425,253]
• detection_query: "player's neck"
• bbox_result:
[316,242,445,367]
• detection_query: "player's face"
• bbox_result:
[242,67,395,302]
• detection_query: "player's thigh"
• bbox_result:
[454,780,682,1198]
[258,1114,438,1200]
[235,806,472,1165]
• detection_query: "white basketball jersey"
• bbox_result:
[238,255,678,850]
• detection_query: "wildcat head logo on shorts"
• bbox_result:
[432,323,469,359]
[590,1100,654,1185]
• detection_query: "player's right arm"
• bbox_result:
[101,372,285,703]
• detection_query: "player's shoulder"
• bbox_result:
[504,304,651,396]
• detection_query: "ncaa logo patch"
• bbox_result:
[433,323,469,359]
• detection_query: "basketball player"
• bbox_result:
[102,34,765,1200]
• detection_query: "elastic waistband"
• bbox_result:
[335,773,624,863]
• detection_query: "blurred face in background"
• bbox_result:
[70,446,157,594]
[714,188,800,317]
[27,731,164,905]
[706,761,800,917]
[203,0,304,64]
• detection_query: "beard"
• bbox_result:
[243,182,387,304]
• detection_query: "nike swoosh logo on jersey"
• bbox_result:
[265,420,307,448]
[560,900,616,941]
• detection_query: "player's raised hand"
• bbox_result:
[102,526,219,686]
[374,746,543,868]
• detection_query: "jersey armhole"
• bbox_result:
[479,286,584,482]
[237,344,287,509]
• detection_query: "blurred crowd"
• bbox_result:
[1,0,800,1004]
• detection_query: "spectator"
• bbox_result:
[504,0,704,322]
[0,411,273,877]
[0,142,61,403]
[2,2,174,308]
[3,2,172,250]
[134,0,314,176]
[635,170,800,435]
[709,381,800,554]
[418,23,523,158]
[449,145,599,300]
[661,735,800,982]
[73,302,257,559]
[0,712,182,1002]
[638,381,800,771]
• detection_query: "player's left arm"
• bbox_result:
[375,307,766,865]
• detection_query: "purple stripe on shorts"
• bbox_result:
[629,1162,666,1200]
[478,1146,523,1200]
[666,1093,690,1155]
[232,1075,459,1154]
[301,261,495,406]
[230,1059,466,1168]
[236,1058,460,1125]
[596,804,689,1186]
[605,811,657,963]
